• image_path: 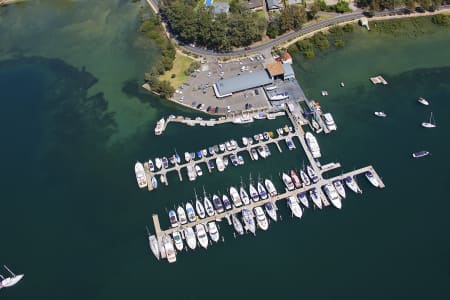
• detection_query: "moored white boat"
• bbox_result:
[195,199,206,219]
[300,169,310,186]
[195,165,203,176]
[305,132,321,158]
[155,118,165,135]
[195,224,209,249]
[229,187,243,207]
[163,235,176,263]
[151,177,157,189]
[134,162,148,189]
[232,214,244,235]
[222,194,232,210]
[208,222,220,242]
[185,202,196,222]
[323,183,342,209]
[184,227,197,250]
[216,156,225,172]
[365,171,379,187]
[257,146,267,159]
[149,235,160,260]
[297,192,309,208]
[251,148,259,160]
[148,159,155,172]
[344,176,362,194]
[254,206,269,231]
[239,187,250,205]
[241,208,256,234]
[168,210,179,228]
[309,188,323,209]
[172,231,184,251]
[333,179,346,198]
[285,137,296,150]
[257,182,268,199]
[184,152,191,162]
[287,196,303,218]
[177,206,188,225]
[212,194,224,213]
[322,113,337,131]
[264,201,278,222]
[306,165,319,183]
[265,179,277,196]
[412,150,430,158]
[374,111,387,118]
[421,112,436,128]
[249,184,259,202]
[282,172,295,191]
[203,195,215,217]
[155,157,162,170]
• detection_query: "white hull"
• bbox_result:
[208,222,220,242]
[163,235,177,263]
[172,231,184,251]
[300,169,311,186]
[229,187,243,207]
[149,235,160,260]
[196,224,209,249]
[282,173,295,191]
[232,214,244,235]
[323,184,342,209]
[185,202,197,222]
[177,206,188,225]
[344,176,362,194]
[195,200,206,219]
[333,180,346,198]
[306,165,319,183]
[305,132,321,158]
[309,188,323,209]
[204,196,215,217]
[1,274,24,288]
[242,208,256,234]
[264,179,277,197]
[254,207,269,231]
[297,193,309,208]
[257,182,268,199]
[264,201,278,222]
[287,196,303,218]
[249,184,260,202]
[134,162,148,189]
[184,227,197,250]
[365,172,379,187]
[239,187,250,205]
[216,156,225,172]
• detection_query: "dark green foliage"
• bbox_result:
[431,14,450,25]
[343,23,354,32]
[311,32,330,51]
[184,61,201,76]
[159,0,266,51]
[334,38,345,47]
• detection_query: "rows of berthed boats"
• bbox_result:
[147,168,381,263]
[135,125,300,189]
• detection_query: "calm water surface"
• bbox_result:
[0,3,449,299]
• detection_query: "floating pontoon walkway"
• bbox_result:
[152,165,384,242]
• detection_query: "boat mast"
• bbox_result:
[145,226,151,236]
[3,266,15,277]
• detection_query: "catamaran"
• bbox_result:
[195,224,209,249]
[264,201,278,222]
[344,176,362,194]
[254,207,269,231]
[309,188,323,209]
[297,192,309,208]
[185,202,197,222]
[232,214,244,235]
[305,132,321,158]
[306,165,319,183]
[134,162,148,189]
[421,112,436,128]
[365,171,379,187]
[177,206,188,225]
[208,222,220,242]
[248,184,260,202]
[172,231,184,251]
[333,179,346,198]
[323,183,342,209]
[242,208,256,234]
[265,179,278,197]
[257,182,268,200]
[287,196,303,218]
[212,194,224,213]
[282,172,295,191]
[184,227,197,250]
[229,187,243,207]
[239,187,251,205]
[222,194,232,210]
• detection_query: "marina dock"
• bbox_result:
[151,165,384,239]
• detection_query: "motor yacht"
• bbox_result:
[287,196,303,218]
[195,224,209,249]
[323,183,342,209]
[254,207,269,231]
[208,222,220,242]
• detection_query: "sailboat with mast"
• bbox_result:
[0,266,24,289]
[421,112,436,128]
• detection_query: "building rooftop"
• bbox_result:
[266,62,285,77]
[212,2,230,14]
[213,70,273,98]
[282,63,295,78]
[266,0,283,10]
[241,0,264,9]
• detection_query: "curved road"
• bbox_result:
[178,6,450,57]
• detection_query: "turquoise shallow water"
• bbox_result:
[0,3,450,300]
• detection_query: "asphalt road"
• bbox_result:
[178,6,450,57]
